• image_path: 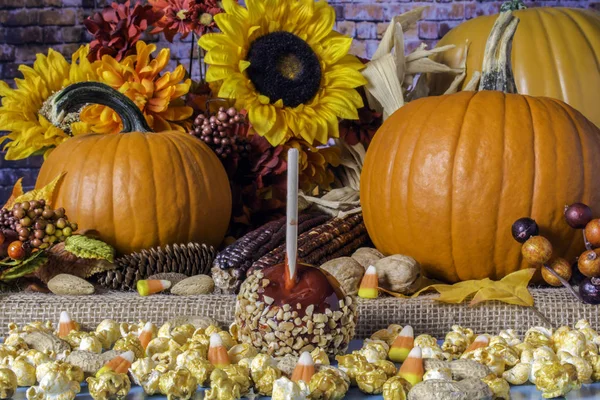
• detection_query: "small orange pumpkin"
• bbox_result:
[361,11,600,282]
[35,82,231,255]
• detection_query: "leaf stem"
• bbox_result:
[543,264,583,302]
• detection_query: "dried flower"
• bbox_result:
[84,1,163,62]
[339,88,382,148]
[150,0,223,42]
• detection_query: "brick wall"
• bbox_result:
[0,0,597,202]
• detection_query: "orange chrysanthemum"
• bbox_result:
[80,41,193,134]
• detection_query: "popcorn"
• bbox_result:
[498,329,521,347]
[370,324,403,346]
[309,367,349,400]
[423,367,452,381]
[158,368,197,400]
[310,347,330,365]
[79,336,102,354]
[524,327,554,349]
[462,348,505,377]
[355,367,388,394]
[221,365,252,395]
[158,323,196,346]
[534,361,580,398]
[146,338,181,359]
[487,341,520,367]
[181,333,209,356]
[442,327,472,358]
[252,364,281,395]
[15,349,50,367]
[113,336,144,359]
[11,357,36,386]
[382,376,410,400]
[129,358,161,395]
[26,369,80,400]
[556,331,587,358]
[356,340,388,363]
[559,354,593,383]
[373,360,397,378]
[119,322,146,338]
[95,320,121,349]
[589,354,600,382]
[272,377,310,400]
[205,369,241,400]
[176,350,213,386]
[0,368,17,399]
[36,361,84,384]
[87,371,131,400]
[227,344,257,364]
[414,335,438,349]
[502,362,530,385]
[420,346,449,360]
[335,353,371,385]
[481,374,510,400]
[575,320,599,343]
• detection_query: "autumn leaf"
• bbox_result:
[3,173,64,209]
[2,178,24,209]
[380,268,537,307]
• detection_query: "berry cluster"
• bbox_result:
[191,106,251,159]
[0,200,77,260]
[511,202,600,304]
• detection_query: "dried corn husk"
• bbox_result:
[362,6,465,119]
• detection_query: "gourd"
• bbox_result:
[428,2,600,128]
[361,11,600,283]
[35,82,231,255]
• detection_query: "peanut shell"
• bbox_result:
[320,257,365,296]
[375,255,422,294]
[351,247,384,269]
[171,275,215,295]
[47,274,95,296]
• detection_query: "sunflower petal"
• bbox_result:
[306,2,335,44]
[249,102,277,135]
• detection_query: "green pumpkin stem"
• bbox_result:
[500,0,527,12]
[51,82,152,133]
[479,11,519,94]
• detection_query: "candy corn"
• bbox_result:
[463,335,489,354]
[58,311,76,338]
[139,321,154,350]
[291,352,315,383]
[358,265,379,299]
[397,346,424,386]
[97,350,135,376]
[208,333,230,368]
[136,280,171,296]
[388,325,414,362]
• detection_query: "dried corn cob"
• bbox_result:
[251,213,370,271]
[211,212,329,293]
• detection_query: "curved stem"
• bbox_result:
[51,82,152,133]
[479,11,519,93]
[500,0,527,12]
[583,229,593,250]
[543,264,583,302]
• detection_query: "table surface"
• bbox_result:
[13,341,600,400]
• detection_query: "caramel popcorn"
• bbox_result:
[129,358,161,395]
[498,329,521,347]
[95,320,121,349]
[487,341,520,367]
[253,365,281,396]
[229,323,239,342]
[0,368,17,399]
[79,336,102,354]
[36,361,84,384]
[481,373,510,400]
[382,376,409,400]
[176,350,213,386]
[309,367,349,400]
[311,348,330,365]
[87,371,131,400]
[26,369,80,400]
[206,369,241,400]
[228,344,258,364]
[9,321,53,336]
[502,362,530,385]
[559,354,593,383]
[146,338,181,358]
[462,348,505,376]
[221,364,252,395]
[442,331,470,358]
[113,335,144,359]
[11,357,36,386]
[524,327,554,349]
[370,325,403,346]
[556,330,587,358]
[576,320,600,344]
[16,350,49,368]
[3,335,28,353]
[119,322,146,338]
[421,345,449,361]
[356,367,387,394]
[414,335,438,349]
[159,323,195,346]
[589,354,600,382]
[356,340,388,362]
[158,368,197,400]
[272,376,310,400]
[534,361,580,398]
[374,360,397,378]
[181,333,209,356]
[335,353,371,385]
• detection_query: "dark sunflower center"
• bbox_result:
[246,31,322,108]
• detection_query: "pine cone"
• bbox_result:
[95,243,216,290]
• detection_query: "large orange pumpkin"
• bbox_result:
[35,82,232,255]
[361,11,600,282]
[429,6,600,128]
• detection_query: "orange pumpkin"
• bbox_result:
[361,11,600,282]
[429,5,600,128]
[35,82,231,255]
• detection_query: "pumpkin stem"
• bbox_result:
[50,82,153,133]
[479,11,519,93]
[500,0,527,12]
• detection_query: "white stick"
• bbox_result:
[287,148,299,282]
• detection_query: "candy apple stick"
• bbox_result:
[285,148,299,289]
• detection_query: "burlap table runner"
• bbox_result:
[1,288,597,338]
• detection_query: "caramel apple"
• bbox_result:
[235,262,357,357]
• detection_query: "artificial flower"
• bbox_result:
[285,139,341,193]
[150,0,223,42]
[338,88,382,148]
[80,41,193,134]
[84,1,163,62]
[199,0,367,146]
[0,46,96,160]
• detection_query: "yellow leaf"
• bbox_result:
[6,173,65,209]
[380,268,537,308]
[3,178,24,209]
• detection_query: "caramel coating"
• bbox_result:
[158,368,198,400]
[382,376,409,400]
[356,368,387,394]
[0,368,18,399]
[482,374,510,400]
[113,336,144,359]
[206,369,241,400]
[309,368,349,400]
[87,371,131,400]
[534,361,580,398]
[176,350,213,386]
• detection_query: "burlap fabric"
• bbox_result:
[1,288,598,338]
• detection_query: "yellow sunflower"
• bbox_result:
[0,46,96,160]
[199,0,367,147]
[81,41,193,134]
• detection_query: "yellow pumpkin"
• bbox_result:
[361,11,600,282]
[429,6,600,128]
[35,82,231,255]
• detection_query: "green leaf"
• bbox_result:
[64,235,115,263]
[0,253,48,281]
[0,250,45,267]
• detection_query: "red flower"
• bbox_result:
[338,87,382,148]
[84,1,163,62]
[150,0,223,42]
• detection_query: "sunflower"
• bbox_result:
[199,0,367,147]
[0,46,96,160]
[80,41,193,134]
